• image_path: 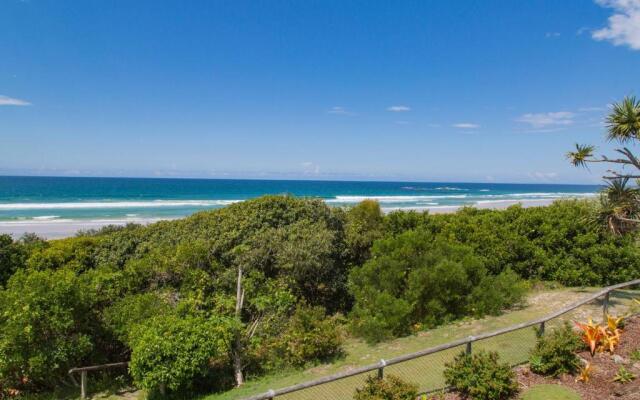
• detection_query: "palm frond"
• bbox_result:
[607,96,640,143]
[566,144,595,168]
[594,177,640,235]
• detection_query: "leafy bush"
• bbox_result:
[444,350,518,400]
[349,291,412,343]
[353,375,418,400]
[268,305,344,367]
[129,314,235,392]
[0,268,95,389]
[25,236,100,272]
[418,200,640,286]
[349,231,526,342]
[103,292,172,343]
[0,235,26,287]
[345,200,384,266]
[470,268,528,316]
[529,323,582,376]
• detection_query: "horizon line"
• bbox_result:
[0,174,604,187]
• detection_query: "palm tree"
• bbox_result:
[606,96,640,143]
[567,144,595,168]
[594,178,640,235]
[569,96,640,234]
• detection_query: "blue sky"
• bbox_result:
[1,0,639,184]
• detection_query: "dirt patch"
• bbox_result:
[528,291,573,309]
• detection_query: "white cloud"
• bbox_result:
[545,32,561,38]
[452,123,479,129]
[577,26,590,35]
[387,105,411,112]
[593,0,640,50]
[301,161,320,174]
[328,106,355,116]
[0,95,31,106]
[516,111,575,128]
[529,171,559,181]
[578,106,606,112]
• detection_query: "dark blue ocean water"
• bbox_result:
[0,176,601,223]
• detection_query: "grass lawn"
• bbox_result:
[520,384,581,400]
[73,286,637,400]
[199,286,636,400]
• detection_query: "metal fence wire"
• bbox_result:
[240,279,640,400]
[65,280,640,399]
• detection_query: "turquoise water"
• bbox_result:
[0,176,601,223]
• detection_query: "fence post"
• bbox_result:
[80,371,87,400]
[538,321,545,337]
[603,291,610,323]
[378,359,386,379]
[466,337,473,355]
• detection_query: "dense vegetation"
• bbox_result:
[0,196,639,397]
[349,233,526,342]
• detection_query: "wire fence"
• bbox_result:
[67,280,640,399]
[242,279,640,400]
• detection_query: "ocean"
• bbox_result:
[0,176,601,225]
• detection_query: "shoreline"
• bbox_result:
[0,217,170,239]
[0,198,559,239]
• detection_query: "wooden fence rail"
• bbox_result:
[68,362,128,399]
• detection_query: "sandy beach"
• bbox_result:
[381,198,556,214]
[0,218,168,239]
[0,199,557,239]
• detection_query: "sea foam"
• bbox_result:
[0,199,241,210]
[327,195,468,203]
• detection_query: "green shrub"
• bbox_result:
[103,292,172,343]
[417,200,640,286]
[0,268,96,390]
[353,375,418,400]
[529,323,582,376]
[470,268,529,316]
[349,292,412,343]
[268,305,344,367]
[25,236,100,272]
[345,200,384,266]
[0,234,27,287]
[128,314,235,392]
[444,350,518,400]
[349,231,527,342]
